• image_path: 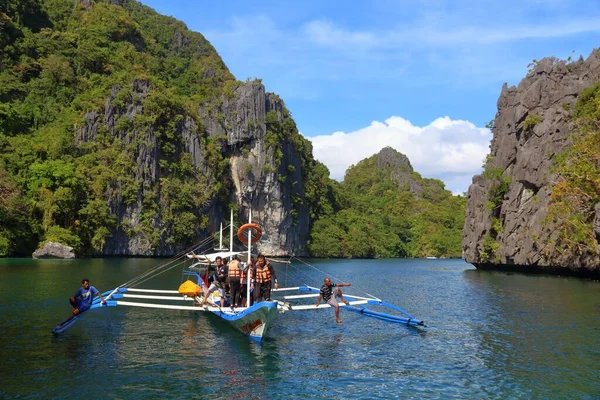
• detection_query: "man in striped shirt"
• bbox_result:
[315,277,351,325]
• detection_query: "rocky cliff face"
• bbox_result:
[202,83,309,256]
[463,50,600,277]
[0,0,313,257]
[375,146,423,194]
[76,80,308,256]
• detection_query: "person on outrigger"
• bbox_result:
[63,279,106,324]
[315,277,351,325]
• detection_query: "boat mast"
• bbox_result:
[218,222,223,250]
[229,209,233,252]
[216,220,228,251]
[247,208,252,306]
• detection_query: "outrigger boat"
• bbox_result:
[52,210,426,341]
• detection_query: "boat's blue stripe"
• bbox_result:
[51,301,116,335]
[90,301,117,309]
[376,301,417,320]
[344,306,423,326]
[210,301,277,322]
[91,288,127,305]
[248,335,262,343]
[51,315,81,334]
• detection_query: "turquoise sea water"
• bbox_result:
[1,257,599,399]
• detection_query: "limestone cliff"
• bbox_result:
[200,83,309,256]
[0,0,315,257]
[76,80,308,256]
[463,50,600,278]
[374,147,423,194]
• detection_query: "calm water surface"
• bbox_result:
[0,258,599,399]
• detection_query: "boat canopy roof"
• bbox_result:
[186,251,243,262]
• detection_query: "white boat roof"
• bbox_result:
[186,251,242,262]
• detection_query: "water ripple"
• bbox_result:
[1,258,599,399]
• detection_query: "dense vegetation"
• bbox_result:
[476,163,511,263]
[0,0,233,255]
[0,0,466,258]
[263,107,339,226]
[548,83,600,256]
[307,151,466,258]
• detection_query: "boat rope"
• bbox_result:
[117,226,230,290]
[132,258,190,288]
[290,257,380,300]
[225,231,381,301]
[227,241,379,300]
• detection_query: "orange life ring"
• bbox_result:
[237,223,262,244]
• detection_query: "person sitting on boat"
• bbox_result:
[315,277,351,325]
[69,278,106,317]
[227,255,243,309]
[201,257,227,307]
[254,254,278,302]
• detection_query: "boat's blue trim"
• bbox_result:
[51,299,115,335]
[206,300,278,342]
[376,301,417,320]
[52,315,81,334]
[345,306,424,327]
[91,288,127,305]
[95,293,123,301]
[209,301,277,322]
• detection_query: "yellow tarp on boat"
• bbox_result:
[178,280,202,297]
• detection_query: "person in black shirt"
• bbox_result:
[315,277,351,325]
[201,257,227,306]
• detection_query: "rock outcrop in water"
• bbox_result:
[32,242,76,259]
[463,50,600,278]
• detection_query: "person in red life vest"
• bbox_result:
[315,277,351,325]
[253,254,278,302]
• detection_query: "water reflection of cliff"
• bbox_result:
[464,270,600,398]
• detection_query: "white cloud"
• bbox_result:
[308,116,491,194]
[204,12,600,93]
[302,18,600,50]
[303,20,378,49]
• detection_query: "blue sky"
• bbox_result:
[141,0,600,193]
